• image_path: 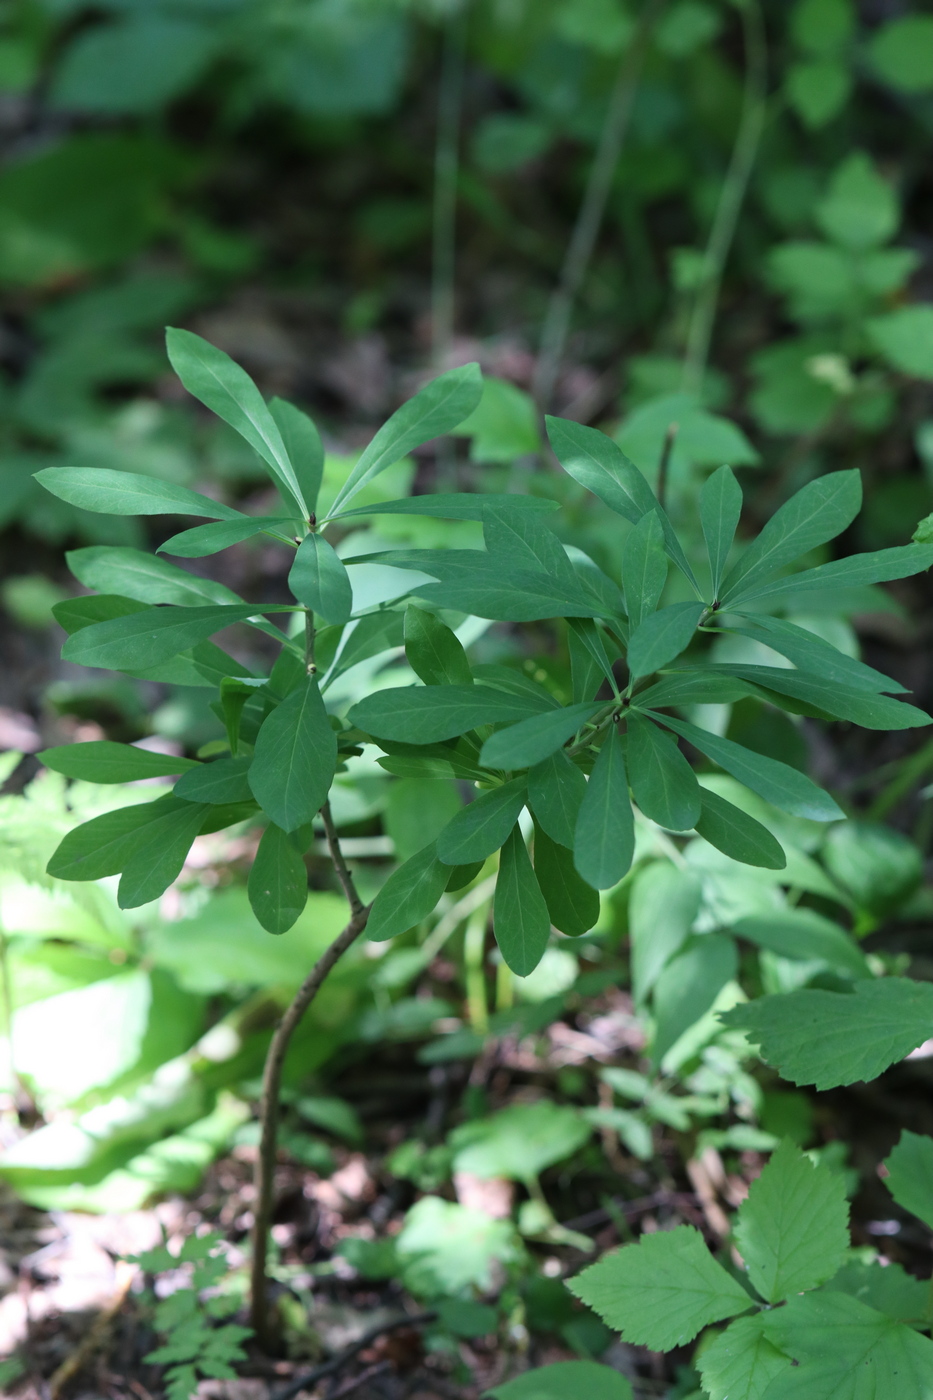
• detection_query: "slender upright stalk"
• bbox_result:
[532,0,665,412]
[681,0,767,396]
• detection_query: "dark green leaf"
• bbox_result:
[159,516,297,558]
[528,750,588,847]
[622,512,667,629]
[493,824,551,975]
[479,702,602,771]
[219,676,266,755]
[694,788,786,869]
[626,714,701,830]
[719,470,862,603]
[333,492,559,522]
[731,615,906,694]
[52,593,147,634]
[415,559,603,621]
[652,935,738,1064]
[367,841,451,942]
[883,1130,933,1230]
[471,665,559,708]
[166,327,306,515]
[634,670,761,709]
[404,606,472,686]
[446,860,484,892]
[289,533,353,626]
[627,602,705,677]
[567,618,618,692]
[117,802,209,908]
[248,676,337,832]
[47,797,188,881]
[323,610,405,687]
[39,741,199,784]
[248,824,308,935]
[34,466,242,519]
[700,465,742,598]
[61,603,295,671]
[349,684,548,745]
[648,711,844,820]
[483,505,579,589]
[574,725,634,890]
[175,756,254,804]
[67,545,239,606]
[722,541,933,609]
[329,363,483,516]
[190,640,256,686]
[436,779,526,865]
[533,826,600,936]
[708,665,929,730]
[270,397,324,516]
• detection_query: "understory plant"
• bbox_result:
[35,331,933,1359]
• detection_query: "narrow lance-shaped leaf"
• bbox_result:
[288,533,353,626]
[652,936,738,1065]
[166,327,307,516]
[483,505,580,588]
[707,664,929,730]
[248,824,309,935]
[159,516,298,558]
[404,605,472,686]
[574,724,634,890]
[528,749,588,848]
[349,684,549,746]
[248,675,337,832]
[700,464,743,598]
[734,910,869,978]
[175,756,254,805]
[694,788,786,869]
[626,714,701,831]
[62,603,296,672]
[493,823,551,976]
[270,397,324,516]
[627,601,705,678]
[47,798,190,881]
[328,363,483,517]
[67,545,240,607]
[721,540,933,609]
[34,466,244,520]
[333,492,560,522]
[367,841,451,942]
[730,614,907,694]
[220,676,266,754]
[117,802,210,909]
[567,618,618,692]
[533,826,600,937]
[436,779,527,865]
[622,511,667,629]
[39,741,200,784]
[479,702,602,771]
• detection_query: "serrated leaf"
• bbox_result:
[882,1130,933,1230]
[436,779,526,865]
[159,516,297,558]
[451,1101,590,1181]
[574,725,634,890]
[708,665,929,730]
[527,749,588,847]
[697,1315,787,1400]
[648,712,844,821]
[61,603,295,671]
[719,471,861,604]
[695,788,787,869]
[627,713,701,830]
[823,1258,931,1323]
[34,466,243,519]
[721,978,933,1089]
[248,824,308,934]
[38,741,199,784]
[734,1140,850,1302]
[166,327,307,515]
[493,824,551,976]
[404,606,472,686]
[487,1360,633,1400]
[722,541,933,609]
[367,840,450,943]
[248,676,337,832]
[349,684,547,745]
[270,397,324,515]
[627,602,705,677]
[175,756,254,804]
[479,702,602,771]
[47,797,189,881]
[67,545,240,607]
[328,363,483,517]
[334,492,559,522]
[630,862,701,1004]
[652,935,738,1065]
[731,615,907,694]
[288,533,353,625]
[533,826,600,937]
[733,910,868,977]
[622,511,667,629]
[568,1225,751,1351]
[701,465,743,599]
[117,801,210,909]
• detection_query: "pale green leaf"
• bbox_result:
[652,935,738,1064]
[67,545,240,607]
[34,466,242,519]
[732,910,868,977]
[269,397,324,515]
[333,492,559,522]
[47,797,190,881]
[450,1101,590,1182]
[39,741,199,784]
[630,861,701,1004]
[248,676,337,832]
[697,1315,787,1400]
[823,1258,931,1323]
[493,824,551,975]
[573,725,634,890]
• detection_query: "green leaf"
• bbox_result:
[545,416,698,587]
[480,702,602,771]
[436,779,527,865]
[630,862,701,1004]
[270,397,324,515]
[62,603,294,672]
[451,1101,590,1182]
[719,471,861,604]
[328,363,483,517]
[53,593,147,634]
[166,328,306,516]
[527,750,588,847]
[868,305,933,381]
[567,618,618,693]
[288,533,353,626]
[626,714,701,831]
[634,670,759,709]
[647,712,844,821]
[175,756,254,805]
[734,1140,850,1303]
[396,1196,521,1299]
[697,1315,787,1400]
[701,465,743,598]
[487,1360,633,1400]
[621,511,667,629]
[533,826,600,937]
[720,541,933,609]
[721,978,933,1089]
[47,797,190,881]
[573,725,634,890]
[248,676,337,832]
[493,824,551,975]
[708,665,929,730]
[415,557,603,621]
[824,1258,931,1324]
[367,841,451,943]
[67,545,240,607]
[34,466,243,520]
[334,492,559,522]
[322,610,405,688]
[159,516,297,558]
[732,910,868,977]
[484,505,580,590]
[694,788,786,869]
[404,606,472,686]
[248,824,308,935]
[761,1292,933,1399]
[349,684,547,745]
[568,1225,751,1351]
[117,802,210,909]
[882,1130,933,1230]
[39,741,199,784]
[731,615,906,694]
[869,14,933,94]
[652,935,738,1064]
[627,602,705,677]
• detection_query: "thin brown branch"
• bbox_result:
[321,800,365,917]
